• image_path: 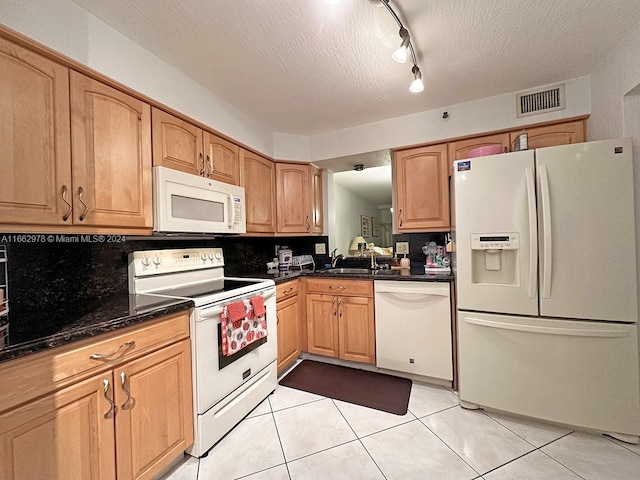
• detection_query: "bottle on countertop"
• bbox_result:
[400,254,410,268]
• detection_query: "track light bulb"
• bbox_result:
[392,28,410,64]
[410,65,424,93]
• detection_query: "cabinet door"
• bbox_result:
[511,120,585,150]
[394,145,449,232]
[0,37,72,226]
[203,131,240,185]
[240,149,276,233]
[306,294,339,357]
[276,163,311,233]
[70,72,152,229]
[338,296,375,364]
[447,133,510,175]
[0,373,116,480]
[311,165,324,234]
[277,294,301,373]
[115,339,193,480]
[151,108,203,176]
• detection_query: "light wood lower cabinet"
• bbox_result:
[0,312,193,480]
[0,374,116,479]
[276,280,301,373]
[305,279,375,364]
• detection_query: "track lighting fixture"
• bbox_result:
[410,65,424,93]
[379,0,424,94]
[392,27,410,63]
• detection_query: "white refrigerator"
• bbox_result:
[453,138,640,442]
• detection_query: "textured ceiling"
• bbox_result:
[71,0,640,136]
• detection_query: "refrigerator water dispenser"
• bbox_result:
[470,233,519,285]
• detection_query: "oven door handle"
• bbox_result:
[197,288,275,322]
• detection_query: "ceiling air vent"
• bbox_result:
[516,84,566,117]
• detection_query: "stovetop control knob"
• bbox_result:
[141,257,150,267]
[207,252,215,260]
[153,256,161,266]
[215,252,222,260]
[201,253,208,262]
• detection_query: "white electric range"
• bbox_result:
[128,248,277,457]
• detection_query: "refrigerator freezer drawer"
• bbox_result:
[458,310,640,436]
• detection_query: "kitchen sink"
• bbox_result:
[322,268,371,274]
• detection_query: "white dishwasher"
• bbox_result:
[374,281,452,381]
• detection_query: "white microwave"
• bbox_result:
[153,166,246,234]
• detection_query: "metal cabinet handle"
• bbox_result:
[332,297,337,316]
[90,341,135,360]
[199,152,205,176]
[329,285,345,291]
[61,185,72,221]
[103,379,116,419]
[207,154,213,176]
[281,287,294,295]
[338,298,343,317]
[276,314,280,325]
[306,215,311,231]
[77,186,89,221]
[398,209,403,227]
[120,371,133,410]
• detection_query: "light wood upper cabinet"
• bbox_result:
[394,144,450,232]
[0,37,72,227]
[71,72,152,229]
[447,132,510,174]
[311,165,324,234]
[152,108,240,185]
[204,132,240,185]
[512,120,585,150]
[152,108,203,176]
[240,149,276,233]
[276,163,312,233]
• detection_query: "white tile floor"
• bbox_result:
[161,381,640,480]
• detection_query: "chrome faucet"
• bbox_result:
[369,248,379,270]
[330,249,344,268]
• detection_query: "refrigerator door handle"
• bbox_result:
[465,317,630,338]
[525,167,537,299]
[539,165,553,299]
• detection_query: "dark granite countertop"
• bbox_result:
[247,268,454,284]
[0,294,192,364]
[1,267,451,365]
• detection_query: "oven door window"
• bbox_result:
[217,323,268,370]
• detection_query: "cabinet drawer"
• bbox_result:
[306,278,373,297]
[276,280,299,302]
[0,311,190,413]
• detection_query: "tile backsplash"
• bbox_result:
[392,232,448,267]
[1,234,328,344]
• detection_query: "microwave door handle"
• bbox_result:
[228,194,234,229]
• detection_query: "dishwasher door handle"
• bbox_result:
[378,292,448,302]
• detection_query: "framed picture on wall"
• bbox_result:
[372,217,379,237]
[361,215,371,237]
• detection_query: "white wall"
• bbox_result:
[0,0,275,157]
[307,76,591,161]
[589,22,640,141]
